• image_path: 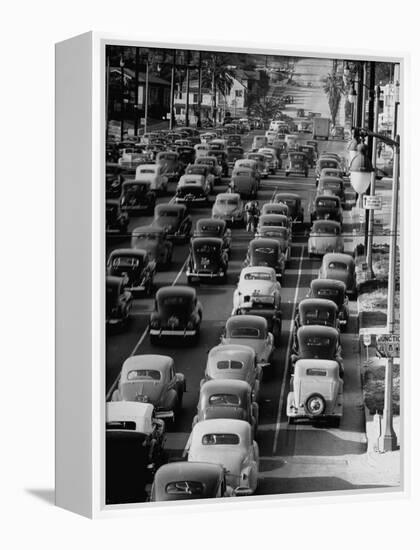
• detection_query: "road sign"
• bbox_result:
[363,195,382,210]
[376,334,400,358]
[363,334,372,347]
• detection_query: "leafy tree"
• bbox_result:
[248,95,283,123]
[323,71,344,126]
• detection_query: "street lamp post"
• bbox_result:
[366,86,381,278]
[144,54,149,135]
[120,53,125,142]
[169,51,176,130]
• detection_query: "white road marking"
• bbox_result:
[272,244,305,455]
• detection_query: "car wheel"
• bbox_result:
[304,393,326,417]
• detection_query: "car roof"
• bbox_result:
[109,248,147,259]
[192,237,223,246]
[297,325,338,338]
[294,359,340,375]
[106,401,154,434]
[311,278,346,291]
[153,462,223,488]
[156,285,196,299]
[240,266,276,276]
[250,237,279,249]
[200,378,251,395]
[299,298,338,313]
[322,253,354,265]
[196,218,225,228]
[274,193,300,200]
[132,224,165,235]
[121,354,173,376]
[190,418,251,440]
[155,203,186,213]
[226,315,268,331]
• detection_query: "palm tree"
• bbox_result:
[248,95,283,125]
[201,53,236,124]
[323,70,345,126]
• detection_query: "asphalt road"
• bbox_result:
[106,126,367,497]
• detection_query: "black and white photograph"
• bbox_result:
[104,44,402,505]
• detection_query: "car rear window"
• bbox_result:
[165,481,205,495]
[317,198,338,208]
[127,369,161,381]
[304,310,333,323]
[317,288,339,297]
[230,327,261,338]
[305,337,331,347]
[208,394,240,405]
[217,360,243,370]
[106,421,137,430]
[111,257,140,268]
[158,210,178,217]
[306,368,327,376]
[139,169,155,174]
[218,198,238,205]
[202,434,240,445]
[243,272,272,280]
[328,262,347,270]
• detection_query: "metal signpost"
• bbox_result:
[363,195,382,210]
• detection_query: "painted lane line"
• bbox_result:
[272,244,305,455]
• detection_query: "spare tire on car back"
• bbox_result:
[304,393,326,416]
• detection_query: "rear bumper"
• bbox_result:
[149,328,197,336]
[187,269,225,278]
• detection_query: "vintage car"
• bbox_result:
[106,276,133,327]
[135,163,168,195]
[107,248,155,296]
[203,344,261,401]
[208,138,227,152]
[257,214,291,237]
[187,419,259,496]
[155,151,183,181]
[184,163,215,193]
[176,145,196,168]
[317,176,345,203]
[273,193,304,223]
[310,195,343,224]
[226,146,245,170]
[286,359,343,426]
[111,354,186,421]
[152,203,192,242]
[319,167,345,180]
[106,198,129,235]
[193,218,231,256]
[221,315,274,367]
[226,134,242,147]
[291,325,343,376]
[150,462,232,501]
[246,152,270,178]
[306,139,318,153]
[251,135,268,150]
[193,379,259,438]
[232,267,282,344]
[232,159,260,183]
[285,151,309,177]
[175,174,210,205]
[308,279,349,329]
[118,146,146,169]
[297,144,316,168]
[200,132,217,144]
[243,238,285,279]
[212,192,245,227]
[106,401,165,478]
[255,226,291,263]
[174,139,191,148]
[258,148,280,173]
[261,202,289,218]
[187,237,228,284]
[315,158,341,185]
[120,180,156,214]
[318,253,356,297]
[196,156,223,183]
[106,162,124,198]
[293,299,339,351]
[208,150,229,178]
[131,225,173,269]
[149,286,202,344]
[265,130,278,146]
[308,220,344,257]
[194,143,211,159]
[229,170,258,199]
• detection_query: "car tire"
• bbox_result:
[304,393,326,417]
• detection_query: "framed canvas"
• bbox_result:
[55,32,406,518]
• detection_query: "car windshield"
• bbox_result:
[138,169,155,174]
[198,224,220,234]
[305,336,331,347]
[243,272,272,281]
[161,296,191,307]
[230,327,261,338]
[236,171,251,177]
[314,225,339,235]
[328,262,347,270]
[111,257,140,268]
[194,244,219,254]
[202,434,240,445]
[217,360,243,370]
[317,198,338,208]
[135,232,158,240]
[208,394,240,405]
[253,247,276,255]
[165,481,205,496]
[217,198,238,206]
[158,210,178,217]
[263,220,285,227]
[320,161,337,168]
[199,159,214,165]
[126,369,161,381]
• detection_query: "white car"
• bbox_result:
[265,130,278,145]
[232,266,281,315]
[135,164,168,194]
[221,315,275,367]
[186,419,260,496]
[212,192,245,226]
[106,401,165,439]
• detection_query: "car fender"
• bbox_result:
[160,388,178,410]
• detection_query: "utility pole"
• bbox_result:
[120,50,125,142]
[366,86,381,278]
[144,54,149,135]
[169,50,176,130]
[197,51,202,128]
[185,51,190,127]
[105,52,110,142]
[356,63,364,128]
[364,62,376,252]
[211,54,216,127]
[134,47,139,137]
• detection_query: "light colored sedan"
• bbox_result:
[308,220,344,258]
